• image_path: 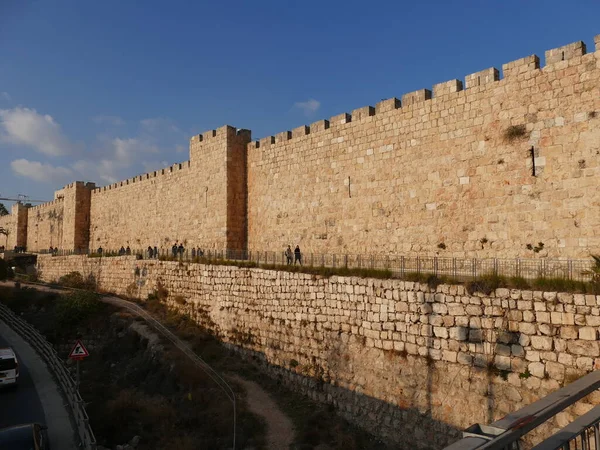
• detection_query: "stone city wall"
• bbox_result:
[247,38,600,258]
[26,199,64,252]
[36,254,600,448]
[0,212,15,249]
[88,126,250,252]
[3,36,600,260]
[0,203,28,250]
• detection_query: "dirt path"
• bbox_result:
[1,281,296,449]
[229,375,295,450]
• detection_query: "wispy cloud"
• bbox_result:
[11,159,73,183]
[0,92,10,102]
[2,104,188,187]
[140,117,180,133]
[93,115,125,126]
[294,98,321,116]
[0,107,74,156]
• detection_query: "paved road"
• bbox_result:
[0,288,77,449]
[0,334,46,428]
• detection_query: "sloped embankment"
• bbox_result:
[0,285,265,449]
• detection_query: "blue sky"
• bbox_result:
[1,0,599,204]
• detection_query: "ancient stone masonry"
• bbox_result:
[0,202,28,249]
[3,35,600,258]
[37,254,600,448]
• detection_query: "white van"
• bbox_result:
[0,347,19,387]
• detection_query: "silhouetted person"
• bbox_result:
[126,246,131,255]
[294,245,302,265]
[285,245,293,265]
[119,246,125,256]
[97,246,103,255]
[171,243,178,257]
[147,246,153,258]
[178,243,184,257]
[191,247,196,258]
[154,246,158,258]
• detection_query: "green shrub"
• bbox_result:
[532,277,590,294]
[466,274,506,295]
[508,276,530,289]
[55,291,104,329]
[58,271,96,290]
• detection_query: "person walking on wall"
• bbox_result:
[285,245,293,265]
[171,243,178,257]
[126,246,131,255]
[154,246,158,259]
[147,246,153,259]
[294,245,302,265]
[178,243,185,258]
[119,246,125,256]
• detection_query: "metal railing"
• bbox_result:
[0,300,97,449]
[444,370,600,450]
[531,406,600,449]
[34,247,597,282]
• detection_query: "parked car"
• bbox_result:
[0,423,49,449]
[0,347,19,387]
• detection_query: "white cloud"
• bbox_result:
[71,137,161,184]
[93,115,125,126]
[142,160,170,172]
[294,98,321,116]
[0,107,73,156]
[140,117,180,133]
[11,159,73,183]
[0,92,10,101]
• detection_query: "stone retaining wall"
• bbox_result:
[37,254,600,449]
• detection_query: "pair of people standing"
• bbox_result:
[285,245,302,265]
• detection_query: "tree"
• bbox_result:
[0,203,8,216]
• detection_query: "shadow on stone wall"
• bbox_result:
[226,343,462,450]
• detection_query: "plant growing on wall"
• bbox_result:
[582,255,600,288]
[526,242,545,253]
[503,124,528,143]
[0,203,8,216]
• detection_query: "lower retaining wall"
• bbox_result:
[36,255,600,449]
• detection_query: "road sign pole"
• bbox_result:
[76,359,80,390]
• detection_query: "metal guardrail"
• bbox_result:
[0,300,97,449]
[36,248,597,282]
[443,370,600,450]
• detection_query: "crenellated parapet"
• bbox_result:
[247,35,600,155]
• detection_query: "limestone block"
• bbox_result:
[495,355,511,370]
[545,361,565,382]
[432,79,463,97]
[502,55,540,78]
[531,336,553,350]
[457,352,472,365]
[351,106,375,121]
[292,125,310,138]
[495,344,511,356]
[401,89,431,107]
[560,327,579,340]
[545,41,586,65]
[375,98,400,114]
[528,361,545,378]
[579,327,597,341]
[567,341,600,357]
[449,327,467,341]
[465,68,499,89]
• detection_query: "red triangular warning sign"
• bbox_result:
[69,340,90,360]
